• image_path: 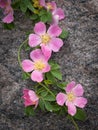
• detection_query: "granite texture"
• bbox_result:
[0,0,98,130]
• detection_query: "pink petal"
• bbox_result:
[29,34,41,47]
[0,0,7,8]
[49,38,63,52]
[74,97,87,108]
[42,63,51,73]
[56,92,66,106]
[47,25,62,37]
[30,49,44,61]
[3,12,14,23]
[24,100,33,107]
[67,102,76,116]
[31,70,43,82]
[22,59,34,72]
[34,22,46,35]
[52,15,59,25]
[72,84,84,96]
[66,81,76,93]
[29,90,39,102]
[39,0,45,6]
[54,8,65,20]
[41,45,52,61]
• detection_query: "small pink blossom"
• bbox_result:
[23,89,39,108]
[0,0,14,23]
[41,1,65,24]
[56,81,87,116]
[29,22,63,57]
[22,49,51,82]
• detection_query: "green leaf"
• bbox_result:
[45,72,56,83]
[27,1,35,12]
[25,106,35,116]
[44,80,52,85]
[59,29,69,39]
[3,22,15,30]
[49,61,60,70]
[56,82,68,90]
[44,95,55,101]
[40,11,52,23]
[20,0,28,13]
[30,14,39,20]
[38,9,47,16]
[22,72,30,80]
[39,99,45,111]
[40,91,48,97]
[44,101,54,112]
[74,109,86,121]
[51,70,62,80]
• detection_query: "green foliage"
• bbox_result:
[59,29,69,39]
[74,109,86,121]
[22,72,30,80]
[51,69,62,80]
[39,9,52,23]
[3,23,15,30]
[44,94,55,101]
[39,99,45,111]
[25,106,35,116]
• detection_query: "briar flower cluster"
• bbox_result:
[0,0,88,127]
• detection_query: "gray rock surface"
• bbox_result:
[0,0,98,130]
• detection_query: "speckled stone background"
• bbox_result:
[0,0,98,130]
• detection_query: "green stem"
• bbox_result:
[70,116,79,130]
[39,83,55,98]
[18,39,28,67]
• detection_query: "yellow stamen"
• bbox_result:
[41,34,51,44]
[46,3,54,10]
[67,92,75,102]
[34,60,45,70]
[32,0,42,9]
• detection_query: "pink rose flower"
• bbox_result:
[56,81,87,116]
[23,89,39,108]
[29,22,63,57]
[0,0,14,23]
[22,49,51,82]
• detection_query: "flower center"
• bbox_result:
[41,34,51,44]
[34,60,45,70]
[67,92,75,102]
[46,3,54,10]
[32,0,42,9]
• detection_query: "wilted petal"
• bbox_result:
[30,49,44,61]
[56,92,66,106]
[67,102,76,116]
[34,22,46,35]
[22,59,34,72]
[66,81,76,93]
[49,38,63,52]
[47,25,62,37]
[74,97,87,108]
[29,34,41,47]
[31,70,43,82]
[72,84,84,96]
